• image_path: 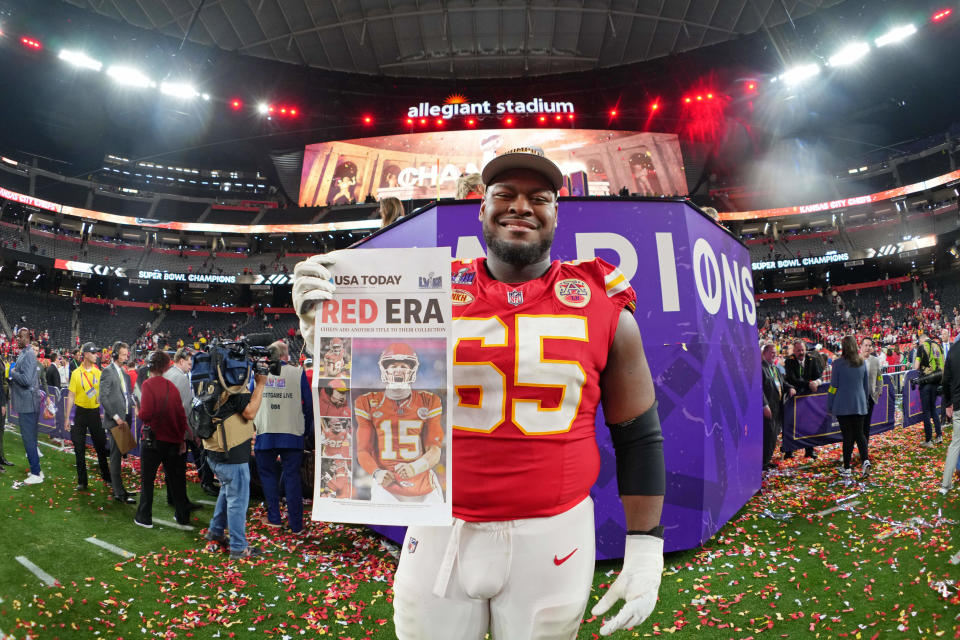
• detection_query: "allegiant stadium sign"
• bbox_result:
[407,98,575,120]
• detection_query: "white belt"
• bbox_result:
[432,518,464,598]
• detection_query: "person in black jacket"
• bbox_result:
[762,344,795,470]
[45,352,62,389]
[938,333,960,494]
[783,341,824,459]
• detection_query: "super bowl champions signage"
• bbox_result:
[358,199,762,557]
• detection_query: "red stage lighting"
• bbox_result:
[268,106,276,114]
[420,118,427,125]
[280,107,288,114]
[230,99,242,110]
[289,108,297,116]
[538,115,546,123]
[609,109,618,117]
[746,82,757,92]
[20,37,42,50]
[363,115,372,124]
[435,118,443,126]
[567,114,574,120]
[555,114,563,121]
[932,8,952,21]
[466,118,476,126]
[651,103,659,111]
[505,117,514,125]
[684,97,692,104]
[706,93,714,99]
[696,95,703,101]
[406,118,414,125]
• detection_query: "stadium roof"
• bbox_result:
[61,0,842,79]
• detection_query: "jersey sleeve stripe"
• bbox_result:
[426,407,443,418]
[605,274,630,297]
[354,407,370,419]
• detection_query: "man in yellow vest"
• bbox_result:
[915,329,944,448]
[65,342,112,492]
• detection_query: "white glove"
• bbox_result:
[292,254,338,354]
[591,535,664,636]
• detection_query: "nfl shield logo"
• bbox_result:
[507,290,524,306]
[408,537,419,554]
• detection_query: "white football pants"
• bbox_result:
[393,497,595,640]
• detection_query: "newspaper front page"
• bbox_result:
[311,248,453,526]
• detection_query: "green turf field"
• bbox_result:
[0,420,958,639]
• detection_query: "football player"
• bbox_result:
[321,348,348,378]
[320,459,352,498]
[317,378,351,417]
[353,343,444,503]
[293,148,664,639]
[321,417,352,459]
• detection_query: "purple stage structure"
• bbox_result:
[358,197,763,557]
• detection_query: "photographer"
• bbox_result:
[203,366,268,559]
[253,341,312,533]
[914,329,944,448]
[135,350,191,528]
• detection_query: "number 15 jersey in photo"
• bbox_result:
[355,390,444,497]
[451,257,636,522]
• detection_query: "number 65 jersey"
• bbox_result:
[451,256,636,522]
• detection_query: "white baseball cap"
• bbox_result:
[481,146,564,191]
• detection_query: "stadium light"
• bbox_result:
[875,24,917,47]
[160,81,199,99]
[58,49,102,71]
[363,115,372,124]
[20,37,41,50]
[828,42,870,67]
[108,65,153,88]
[257,102,269,114]
[650,102,659,111]
[230,99,242,110]
[778,63,820,85]
[932,8,952,22]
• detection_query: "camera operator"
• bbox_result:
[203,365,268,559]
[914,328,944,448]
[253,340,313,534]
[164,348,218,499]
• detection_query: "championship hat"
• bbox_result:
[481,146,564,191]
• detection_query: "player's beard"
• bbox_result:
[484,225,554,267]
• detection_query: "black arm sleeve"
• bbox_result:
[607,401,665,496]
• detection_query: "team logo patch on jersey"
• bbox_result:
[372,411,383,418]
[452,267,476,285]
[408,537,419,554]
[507,289,524,306]
[417,407,430,420]
[452,289,475,306]
[555,278,591,307]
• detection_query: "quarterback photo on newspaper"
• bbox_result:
[311,247,453,526]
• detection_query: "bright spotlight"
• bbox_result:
[257,103,269,114]
[107,65,153,88]
[58,49,102,71]
[828,42,870,67]
[875,24,917,47]
[778,63,820,85]
[160,81,199,99]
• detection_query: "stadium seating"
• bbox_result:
[0,286,75,348]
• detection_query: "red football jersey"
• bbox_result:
[322,428,351,458]
[325,470,352,498]
[451,257,636,521]
[354,390,444,497]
